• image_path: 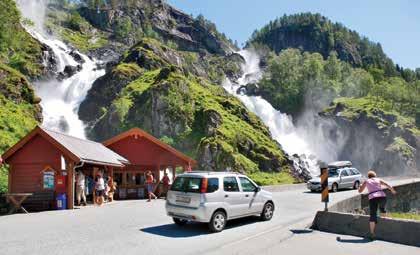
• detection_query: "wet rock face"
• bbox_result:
[69,50,85,64]
[203,109,222,136]
[40,42,58,78]
[57,65,82,80]
[321,104,419,176]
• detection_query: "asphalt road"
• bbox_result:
[0,179,418,255]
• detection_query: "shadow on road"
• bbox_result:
[336,236,373,243]
[290,229,313,234]
[140,216,261,238]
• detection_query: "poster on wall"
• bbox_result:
[43,171,55,189]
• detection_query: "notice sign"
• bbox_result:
[43,171,55,189]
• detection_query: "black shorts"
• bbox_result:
[369,197,387,223]
[96,190,104,197]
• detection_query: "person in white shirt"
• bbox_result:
[76,171,87,206]
[95,172,105,206]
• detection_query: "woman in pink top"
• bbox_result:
[358,170,396,240]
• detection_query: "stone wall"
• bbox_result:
[330,181,420,214]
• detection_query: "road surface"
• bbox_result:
[0,178,418,255]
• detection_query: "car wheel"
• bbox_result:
[260,202,274,221]
[353,181,360,189]
[209,210,227,233]
[173,218,187,226]
[331,183,338,193]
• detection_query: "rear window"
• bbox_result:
[171,177,202,193]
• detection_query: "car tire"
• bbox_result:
[209,210,227,233]
[331,183,338,193]
[353,181,360,189]
[260,202,274,221]
[173,218,187,226]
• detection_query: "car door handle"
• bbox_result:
[225,194,229,198]
[245,194,249,197]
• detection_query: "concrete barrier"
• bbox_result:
[312,211,420,247]
[312,180,420,247]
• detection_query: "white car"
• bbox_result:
[165,171,274,232]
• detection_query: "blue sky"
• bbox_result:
[167,0,419,70]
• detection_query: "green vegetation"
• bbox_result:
[0,0,45,78]
[112,63,143,79]
[249,171,296,186]
[323,97,418,134]
[0,64,40,193]
[248,13,420,80]
[45,5,109,53]
[388,212,420,221]
[259,49,419,121]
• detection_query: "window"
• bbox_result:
[43,170,54,189]
[206,178,219,193]
[126,173,136,185]
[350,169,360,175]
[340,169,349,177]
[135,173,145,185]
[114,173,122,185]
[171,177,202,193]
[239,177,256,192]
[328,168,339,177]
[223,177,239,192]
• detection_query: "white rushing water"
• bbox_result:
[17,0,105,138]
[223,50,319,175]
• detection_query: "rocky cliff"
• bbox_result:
[321,98,419,176]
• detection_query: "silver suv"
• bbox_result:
[165,171,274,232]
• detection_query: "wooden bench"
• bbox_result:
[21,191,55,211]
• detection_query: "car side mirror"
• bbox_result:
[255,186,261,193]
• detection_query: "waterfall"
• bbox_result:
[223,50,319,176]
[17,0,105,138]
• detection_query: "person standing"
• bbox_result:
[76,171,87,206]
[145,171,157,202]
[162,172,170,199]
[95,172,105,206]
[358,170,396,240]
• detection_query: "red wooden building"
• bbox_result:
[103,128,197,199]
[2,126,196,210]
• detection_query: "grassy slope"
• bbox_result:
[0,0,45,78]
[324,97,418,135]
[0,64,40,193]
[99,67,296,185]
[388,212,420,221]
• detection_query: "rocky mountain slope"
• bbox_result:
[246,14,419,175]
[322,98,419,175]
[0,0,51,193]
[58,1,298,184]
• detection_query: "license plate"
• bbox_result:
[176,196,191,203]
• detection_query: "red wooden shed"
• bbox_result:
[2,126,128,209]
[103,128,197,199]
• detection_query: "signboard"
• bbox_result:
[43,171,55,189]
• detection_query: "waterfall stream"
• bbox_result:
[17,0,105,139]
[223,50,319,176]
